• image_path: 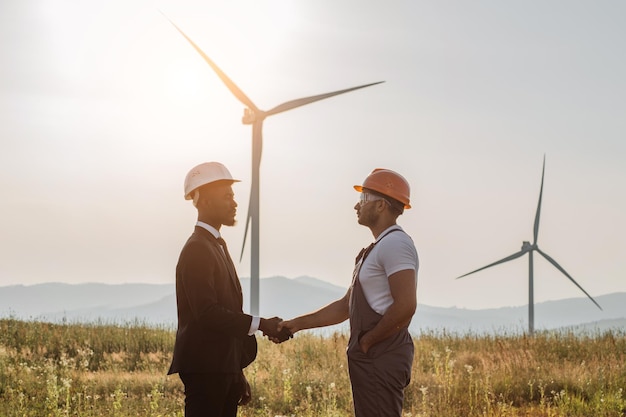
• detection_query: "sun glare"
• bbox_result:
[163,60,213,103]
[158,2,301,103]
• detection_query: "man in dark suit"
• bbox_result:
[168,161,288,417]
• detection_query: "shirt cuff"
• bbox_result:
[248,316,260,336]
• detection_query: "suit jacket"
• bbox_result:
[168,226,257,375]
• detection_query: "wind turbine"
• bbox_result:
[457,156,602,334]
[166,18,383,315]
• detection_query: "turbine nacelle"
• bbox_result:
[521,241,534,251]
[242,108,266,125]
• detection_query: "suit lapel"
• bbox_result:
[195,226,243,305]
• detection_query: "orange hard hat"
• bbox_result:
[354,168,411,209]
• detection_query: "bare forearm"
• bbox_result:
[360,269,416,352]
[284,294,349,333]
[359,302,414,349]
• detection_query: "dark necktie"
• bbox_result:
[216,237,228,251]
[217,237,240,287]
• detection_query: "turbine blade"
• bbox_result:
[265,81,384,117]
[239,200,252,262]
[536,248,603,311]
[533,155,546,245]
[457,249,527,279]
[164,16,259,112]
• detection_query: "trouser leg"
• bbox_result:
[348,351,412,417]
[179,372,241,417]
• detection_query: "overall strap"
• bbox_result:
[354,228,403,265]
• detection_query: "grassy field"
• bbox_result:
[1,318,626,416]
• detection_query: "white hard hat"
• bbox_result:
[183,162,240,200]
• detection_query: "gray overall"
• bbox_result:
[346,230,414,417]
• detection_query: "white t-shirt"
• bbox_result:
[358,225,419,315]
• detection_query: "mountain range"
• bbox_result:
[1,277,625,335]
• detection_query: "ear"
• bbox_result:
[375,199,387,213]
[200,196,213,210]
[194,191,211,210]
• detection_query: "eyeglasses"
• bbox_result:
[358,192,390,207]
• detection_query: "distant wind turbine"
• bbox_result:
[165,17,383,315]
[457,156,602,334]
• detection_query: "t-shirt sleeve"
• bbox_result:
[378,234,419,278]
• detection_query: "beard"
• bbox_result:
[223,217,237,227]
[357,210,377,226]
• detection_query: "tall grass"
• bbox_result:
[1,318,625,416]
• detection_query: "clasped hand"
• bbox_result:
[259,317,292,343]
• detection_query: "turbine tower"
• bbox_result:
[457,156,602,334]
[167,18,383,315]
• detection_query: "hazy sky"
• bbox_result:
[1,1,625,311]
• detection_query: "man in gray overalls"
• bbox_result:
[280,168,418,417]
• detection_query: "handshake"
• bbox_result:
[259,317,294,343]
